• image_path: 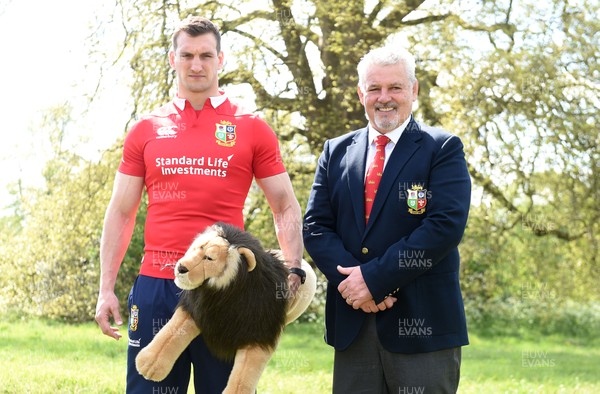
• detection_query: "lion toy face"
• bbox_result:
[174,226,257,290]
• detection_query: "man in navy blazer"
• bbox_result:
[303,45,471,393]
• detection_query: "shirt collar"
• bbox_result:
[367,114,412,146]
[173,92,228,111]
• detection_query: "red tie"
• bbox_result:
[365,135,390,223]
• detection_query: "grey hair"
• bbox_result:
[357,45,417,92]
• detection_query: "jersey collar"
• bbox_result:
[173,92,228,111]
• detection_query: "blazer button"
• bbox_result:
[361,247,369,254]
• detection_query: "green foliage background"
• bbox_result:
[0,0,598,332]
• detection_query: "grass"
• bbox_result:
[459,333,599,394]
[0,317,598,393]
[0,317,127,393]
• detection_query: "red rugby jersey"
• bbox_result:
[118,95,285,278]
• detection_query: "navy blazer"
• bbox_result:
[303,118,471,353]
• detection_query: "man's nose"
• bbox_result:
[377,88,391,103]
[190,56,203,72]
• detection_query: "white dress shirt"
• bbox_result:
[364,115,412,181]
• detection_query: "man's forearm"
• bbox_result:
[256,173,304,269]
[273,201,303,269]
[99,208,137,293]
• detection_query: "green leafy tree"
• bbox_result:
[3,0,597,322]
[102,0,598,303]
[436,0,599,303]
[0,106,144,320]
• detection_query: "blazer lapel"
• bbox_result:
[364,120,423,236]
[345,128,369,233]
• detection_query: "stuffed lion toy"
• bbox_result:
[135,222,317,393]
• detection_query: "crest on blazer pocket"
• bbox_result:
[407,185,427,215]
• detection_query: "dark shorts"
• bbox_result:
[126,275,233,394]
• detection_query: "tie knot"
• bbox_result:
[375,135,390,147]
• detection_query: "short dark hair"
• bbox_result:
[172,16,221,53]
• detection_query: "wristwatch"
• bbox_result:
[288,267,306,284]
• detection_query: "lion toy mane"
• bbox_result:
[135,222,317,393]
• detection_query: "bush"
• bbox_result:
[465,296,600,340]
[0,136,143,322]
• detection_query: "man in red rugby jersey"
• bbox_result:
[95,16,305,393]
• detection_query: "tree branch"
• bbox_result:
[451,15,517,38]
[220,70,297,112]
[219,10,275,32]
[271,0,317,97]
[228,28,286,60]
[468,161,584,241]
[368,1,386,26]
[379,0,427,29]
[400,14,452,26]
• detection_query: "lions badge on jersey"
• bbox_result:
[407,185,427,215]
[215,121,237,147]
[130,305,139,332]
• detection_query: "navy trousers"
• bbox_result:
[126,275,233,394]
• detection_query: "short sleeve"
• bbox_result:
[118,121,147,177]
[252,116,286,179]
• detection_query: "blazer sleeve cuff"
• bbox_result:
[361,261,392,304]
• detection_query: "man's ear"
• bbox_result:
[357,84,365,106]
[238,247,256,272]
[168,49,176,69]
[217,51,225,71]
[412,79,419,102]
